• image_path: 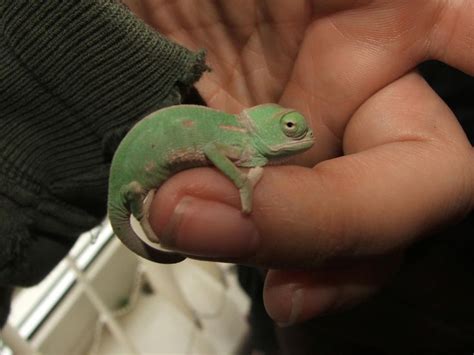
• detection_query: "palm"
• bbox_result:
[130,0,456,163]
[138,1,309,110]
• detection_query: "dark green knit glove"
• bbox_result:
[0,0,207,324]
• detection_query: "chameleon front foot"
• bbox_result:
[247,166,263,187]
[239,167,264,214]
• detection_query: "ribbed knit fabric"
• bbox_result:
[0,0,207,324]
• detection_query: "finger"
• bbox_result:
[263,253,402,325]
[149,72,474,266]
[427,1,474,75]
[281,1,445,138]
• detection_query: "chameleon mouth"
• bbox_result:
[266,136,314,165]
[268,137,315,153]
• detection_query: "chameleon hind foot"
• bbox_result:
[120,181,147,220]
[140,189,161,243]
[121,183,160,244]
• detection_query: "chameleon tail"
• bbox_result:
[108,208,185,264]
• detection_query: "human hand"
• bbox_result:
[125,0,474,325]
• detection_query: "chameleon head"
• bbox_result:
[241,104,315,158]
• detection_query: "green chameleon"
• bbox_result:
[108,104,314,263]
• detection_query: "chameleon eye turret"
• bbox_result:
[279,111,309,139]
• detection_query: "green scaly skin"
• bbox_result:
[108,104,314,263]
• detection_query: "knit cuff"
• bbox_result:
[0,0,208,153]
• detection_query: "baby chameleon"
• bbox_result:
[108,104,314,264]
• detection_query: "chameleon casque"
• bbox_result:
[108,104,314,264]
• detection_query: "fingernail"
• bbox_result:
[159,196,260,258]
[277,288,304,327]
[264,282,305,327]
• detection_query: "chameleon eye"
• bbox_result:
[280,112,308,138]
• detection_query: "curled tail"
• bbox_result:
[108,203,185,264]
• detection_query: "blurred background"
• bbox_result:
[0,220,251,355]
